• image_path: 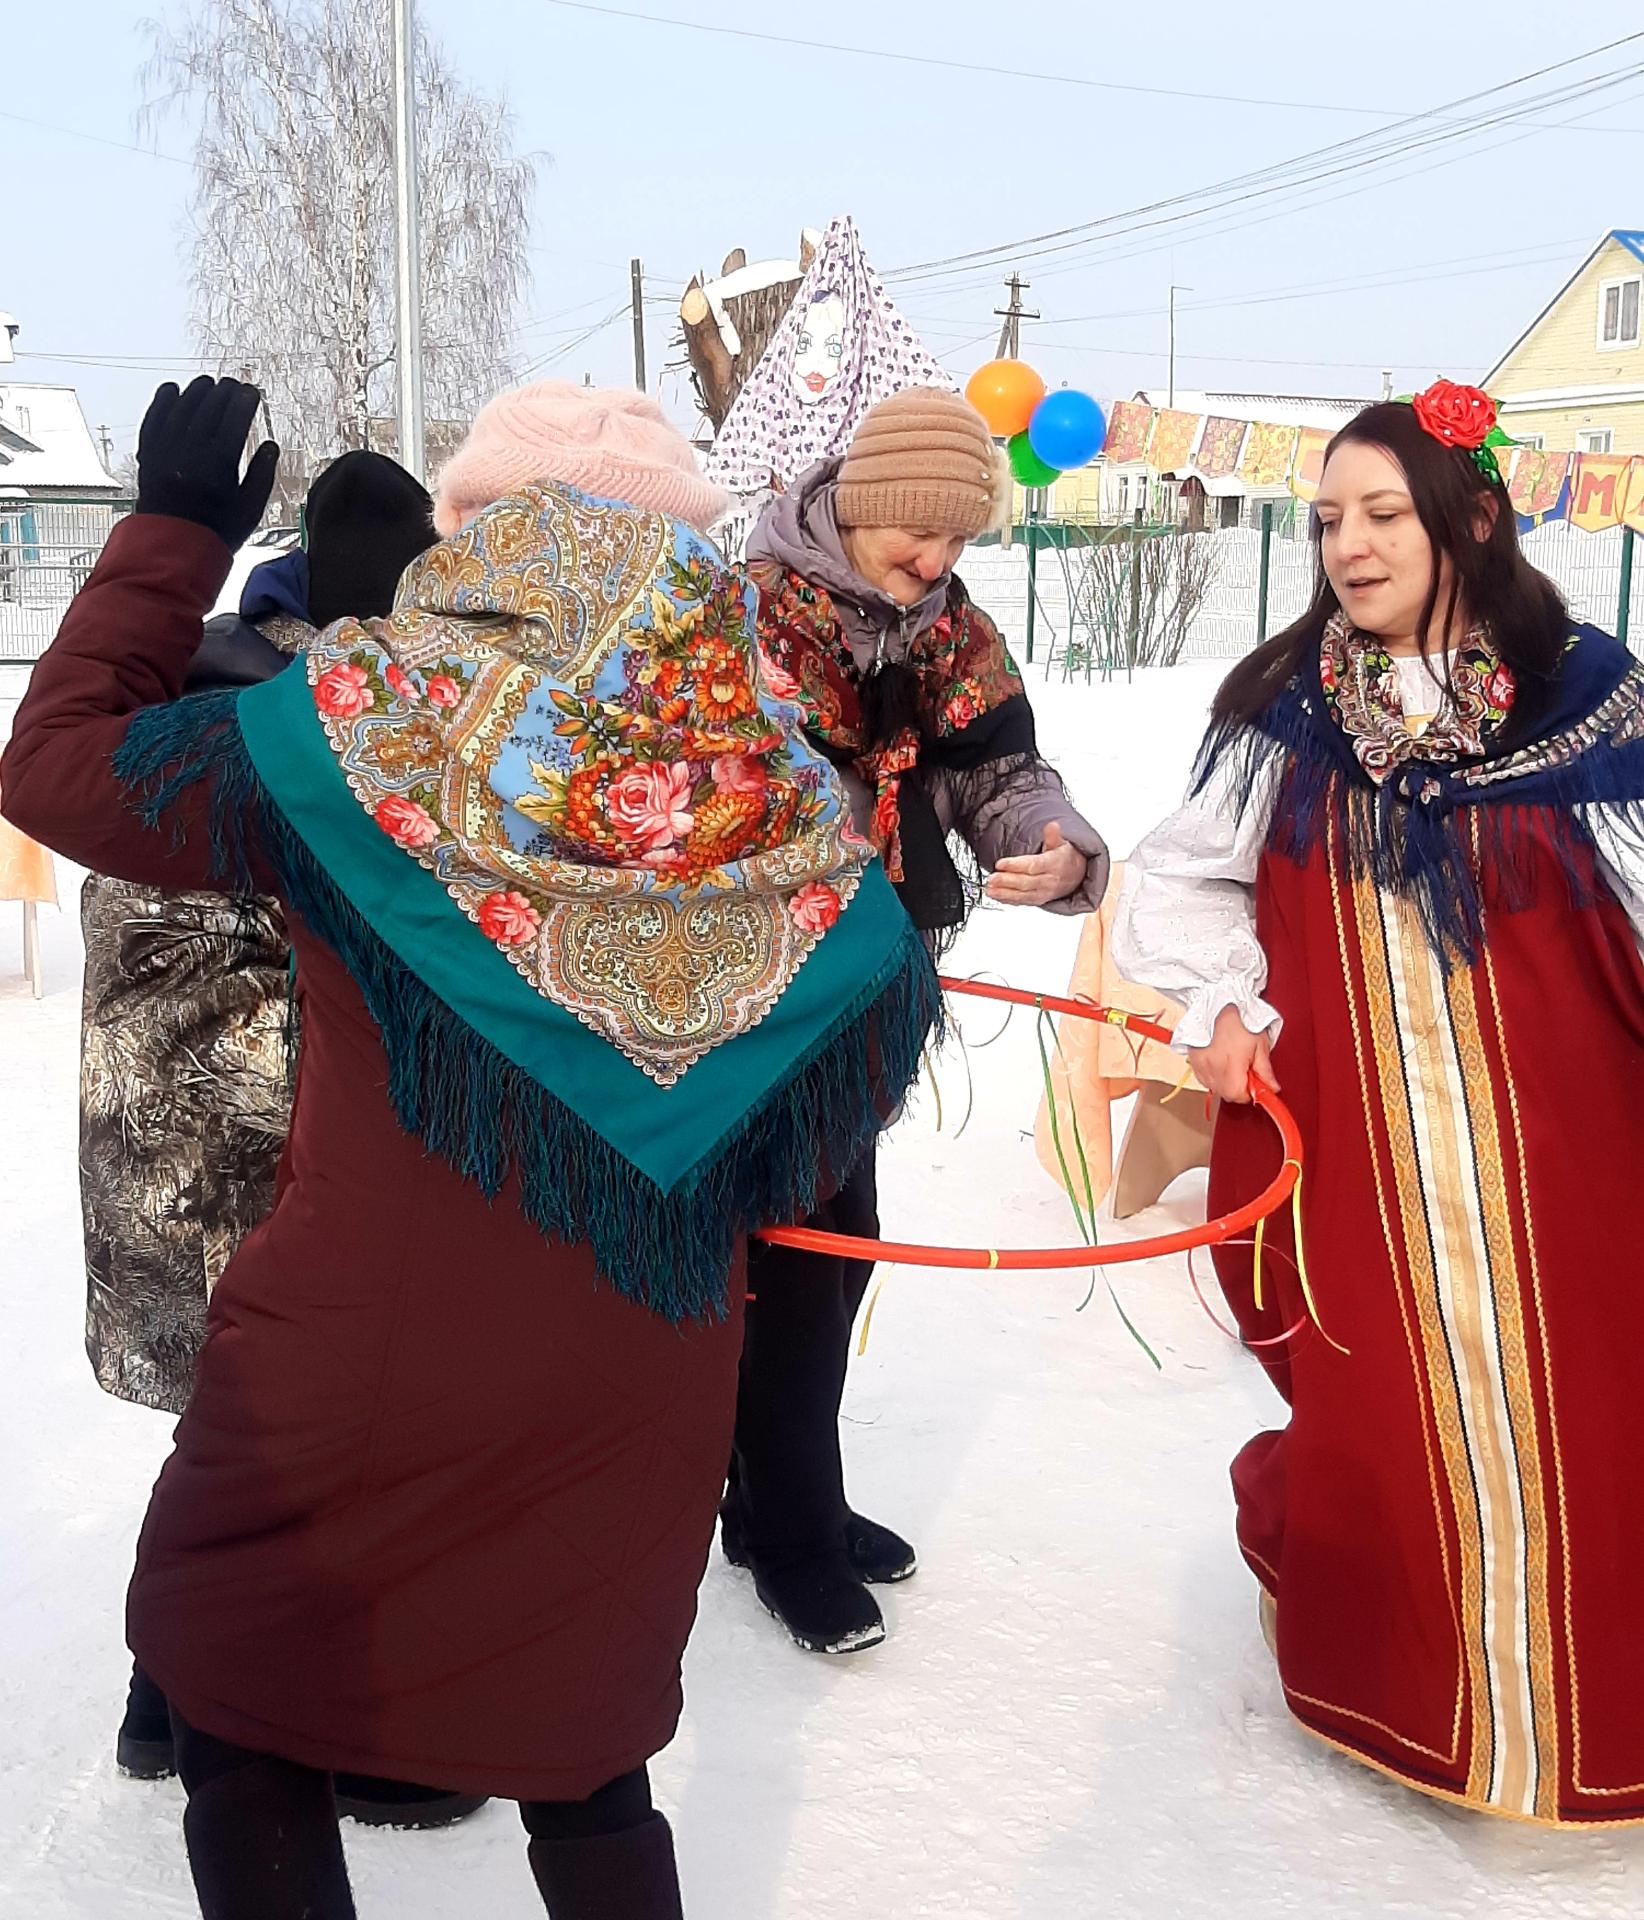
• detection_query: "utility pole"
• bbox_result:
[631,259,648,391]
[97,424,113,469]
[1168,285,1193,411]
[391,0,426,481]
[1381,368,1394,401]
[994,273,1039,359]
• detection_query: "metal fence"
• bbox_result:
[1009,506,1644,681]
[0,496,134,664]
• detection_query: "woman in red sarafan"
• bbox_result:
[1114,385,1644,1826]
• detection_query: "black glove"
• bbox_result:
[135,375,280,552]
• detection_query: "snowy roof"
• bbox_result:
[0,383,119,492]
[1134,389,1369,430]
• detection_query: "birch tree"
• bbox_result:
[142,0,536,501]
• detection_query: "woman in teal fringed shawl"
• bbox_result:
[0,377,938,1920]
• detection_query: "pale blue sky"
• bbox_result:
[8,0,1642,461]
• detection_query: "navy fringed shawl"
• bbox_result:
[1193,624,1644,965]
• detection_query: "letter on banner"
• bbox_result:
[1569,455,1630,531]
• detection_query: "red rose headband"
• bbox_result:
[1395,379,1516,487]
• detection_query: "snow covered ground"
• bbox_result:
[4,663,1643,1917]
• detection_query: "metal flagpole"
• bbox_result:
[392,0,426,481]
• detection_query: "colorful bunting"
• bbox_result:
[1289,428,1333,504]
[1079,397,1636,540]
[1239,423,1300,491]
[1101,401,1154,465]
[1194,417,1247,481]
[1145,408,1201,474]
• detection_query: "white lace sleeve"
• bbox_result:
[1580,805,1644,962]
[1111,753,1283,1051]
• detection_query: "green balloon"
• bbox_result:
[1008,432,1061,488]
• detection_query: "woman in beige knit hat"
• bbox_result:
[727,386,1110,1655]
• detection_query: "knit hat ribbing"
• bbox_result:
[834,388,1006,538]
[433,380,731,538]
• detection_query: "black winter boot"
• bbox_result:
[116,1660,176,1779]
[332,1772,489,1829]
[845,1511,918,1585]
[182,1754,356,1919]
[748,1547,885,1655]
[720,1495,917,1587]
[526,1811,684,1919]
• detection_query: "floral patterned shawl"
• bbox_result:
[119,483,940,1320]
[747,561,1032,888]
[302,484,875,1086]
[1318,610,1515,785]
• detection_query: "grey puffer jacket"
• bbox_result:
[744,460,1108,915]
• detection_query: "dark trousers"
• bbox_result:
[730,1151,879,1561]
[172,1709,654,1919]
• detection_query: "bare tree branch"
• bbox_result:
[142,0,537,507]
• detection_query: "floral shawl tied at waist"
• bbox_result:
[747,561,1037,934]
[115,484,939,1321]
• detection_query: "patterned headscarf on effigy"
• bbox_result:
[703,215,955,499]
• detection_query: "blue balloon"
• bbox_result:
[1027,390,1106,471]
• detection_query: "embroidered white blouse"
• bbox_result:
[1114,658,1644,1053]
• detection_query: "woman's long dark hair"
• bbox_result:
[1212,402,1568,730]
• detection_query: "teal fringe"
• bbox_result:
[114,693,942,1324]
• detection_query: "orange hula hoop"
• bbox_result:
[755,975,1302,1271]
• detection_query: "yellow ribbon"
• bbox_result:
[1251,1162,1349,1356]
[856,1278,886,1357]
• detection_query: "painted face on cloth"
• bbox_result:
[792,293,846,406]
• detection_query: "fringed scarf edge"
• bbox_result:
[1192,682,1644,968]
[113,689,942,1325]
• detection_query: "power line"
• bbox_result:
[0,107,197,168]
[882,33,1644,284]
[900,235,1587,335]
[516,304,629,379]
[882,75,1643,307]
[1023,242,1589,335]
[535,0,1644,130]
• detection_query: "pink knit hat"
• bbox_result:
[432,380,731,538]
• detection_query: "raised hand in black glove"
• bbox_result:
[135,375,280,552]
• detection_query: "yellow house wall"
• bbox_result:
[1497,398,1644,457]
[1490,236,1644,395]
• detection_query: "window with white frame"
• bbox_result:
[1517,433,1545,451]
[1578,427,1614,454]
[1598,274,1641,350]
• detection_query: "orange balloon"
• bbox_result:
[965,359,1047,438]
